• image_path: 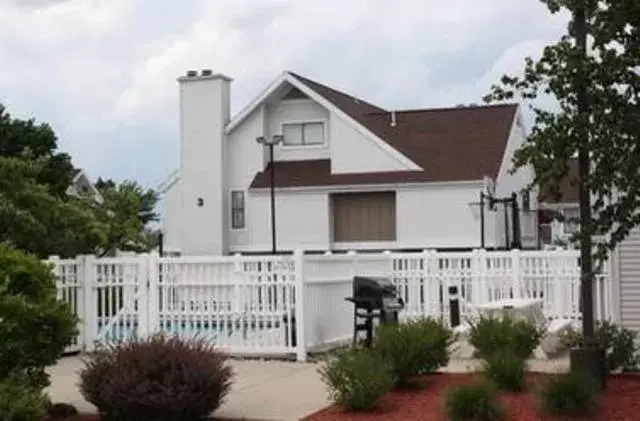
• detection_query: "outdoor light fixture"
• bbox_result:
[256,134,284,254]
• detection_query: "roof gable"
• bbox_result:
[225,71,422,171]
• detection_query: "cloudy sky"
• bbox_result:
[0,0,569,190]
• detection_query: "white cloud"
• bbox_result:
[0,0,569,186]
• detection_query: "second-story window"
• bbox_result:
[282,122,324,146]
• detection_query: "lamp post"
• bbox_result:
[256,134,283,255]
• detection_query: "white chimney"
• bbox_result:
[177,69,232,255]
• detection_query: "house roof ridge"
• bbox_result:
[287,71,387,112]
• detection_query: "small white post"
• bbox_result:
[137,254,150,339]
[551,252,565,319]
[347,250,358,281]
[470,249,481,306]
[425,249,440,318]
[478,249,489,304]
[510,249,521,299]
[293,249,307,362]
[233,253,243,315]
[48,255,62,300]
[147,252,160,336]
[609,246,621,323]
[81,255,98,351]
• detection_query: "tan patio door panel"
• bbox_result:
[332,192,396,242]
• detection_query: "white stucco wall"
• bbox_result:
[396,182,489,249]
[161,178,182,252]
[329,114,413,174]
[229,191,330,252]
[493,109,537,248]
[177,73,230,256]
[227,182,495,253]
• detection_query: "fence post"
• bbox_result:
[293,249,307,362]
[147,252,160,336]
[233,253,243,315]
[347,250,358,279]
[137,254,150,339]
[510,249,520,299]
[603,248,617,323]
[81,255,98,352]
[551,252,566,320]
[478,249,489,304]
[425,249,440,320]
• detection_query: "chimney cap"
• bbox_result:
[177,71,234,83]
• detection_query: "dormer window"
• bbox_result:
[282,121,325,146]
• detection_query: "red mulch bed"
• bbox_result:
[51,416,262,421]
[303,373,640,421]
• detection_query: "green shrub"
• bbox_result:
[561,320,640,373]
[45,402,79,420]
[539,372,598,416]
[482,351,527,391]
[468,314,544,360]
[0,375,49,421]
[0,243,78,388]
[318,345,395,411]
[445,380,505,421]
[374,317,454,386]
[79,334,234,421]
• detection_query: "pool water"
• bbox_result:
[96,318,287,344]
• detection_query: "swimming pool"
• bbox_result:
[96,316,293,345]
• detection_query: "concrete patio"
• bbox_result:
[46,354,570,421]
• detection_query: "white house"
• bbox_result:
[67,168,104,204]
[160,69,539,256]
[536,158,640,332]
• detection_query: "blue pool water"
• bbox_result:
[96,317,287,343]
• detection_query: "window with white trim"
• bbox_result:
[282,122,324,146]
[231,190,245,230]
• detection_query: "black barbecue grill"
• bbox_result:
[345,276,405,347]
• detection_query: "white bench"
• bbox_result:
[539,318,575,356]
[449,298,575,359]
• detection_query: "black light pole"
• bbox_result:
[256,135,283,255]
[510,192,522,249]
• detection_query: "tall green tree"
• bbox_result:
[0,155,107,258]
[0,104,75,197]
[484,0,640,380]
[94,178,159,256]
[485,1,640,264]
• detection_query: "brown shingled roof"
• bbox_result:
[251,73,518,189]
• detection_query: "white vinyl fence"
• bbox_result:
[50,249,615,361]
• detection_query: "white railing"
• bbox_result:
[48,249,615,361]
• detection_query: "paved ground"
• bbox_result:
[46,354,570,421]
[46,356,329,421]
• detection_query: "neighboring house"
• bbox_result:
[66,168,104,204]
[537,158,640,332]
[160,70,539,256]
[537,158,580,248]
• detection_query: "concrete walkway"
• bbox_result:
[46,354,570,421]
[46,356,329,421]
